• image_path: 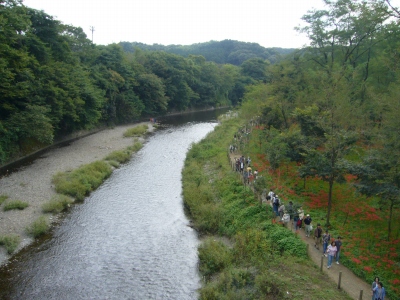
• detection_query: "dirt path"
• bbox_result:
[228,152,374,300]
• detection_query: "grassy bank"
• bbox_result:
[182,116,351,299]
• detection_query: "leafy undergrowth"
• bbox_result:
[244,127,400,298]
[182,117,352,299]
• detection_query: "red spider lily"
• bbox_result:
[351,258,362,264]
[363,266,373,273]
[390,278,400,285]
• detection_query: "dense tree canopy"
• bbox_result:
[0,0,255,164]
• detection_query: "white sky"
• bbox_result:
[21,0,398,49]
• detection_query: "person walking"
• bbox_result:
[326,241,337,269]
[304,214,312,237]
[278,202,285,221]
[372,281,386,300]
[371,277,380,300]
[314,223,322,250]
[322,230,331,257]
[335,236,342,264]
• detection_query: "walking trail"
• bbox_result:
[229,152,375,300]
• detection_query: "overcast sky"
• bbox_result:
[21,0,397,49]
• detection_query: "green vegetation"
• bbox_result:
[121,40,293,65]
[104,149,133,164]
[3,200,29,211]
[26,216,49,238]
[182,116,351,299]
[42,194,74,213]
[0,235,20,254]
[52,161,112,201]
[0,195,8,205]
[123,125,149,137]
[129,142,143,153]
[1,0,257,165]
[104,141,143,167]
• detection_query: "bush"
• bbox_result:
[128,142,143,152]
[3,200,29,211]
[53,160,112,201]
[199,267,256,300]
[42,194,74,213]
[268,224,307,258]
[123,124,148,137]
[104,149,132,164]
[0,235,20,254]
[0,194,8,205]
[26,216,49,238]
[198,238,232,278]
[233,229,270,263]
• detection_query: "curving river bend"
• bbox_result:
[0,109,226,300]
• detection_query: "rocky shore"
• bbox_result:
[0,122,152,265]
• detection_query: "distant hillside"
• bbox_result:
[119,40,296,65]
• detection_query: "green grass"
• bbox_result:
[104,149,132,164]
[26,216,50,238]
[128,142,143,152]
[0,194,8,205]
[182,116,352,299]
[123,124,148,137]
[0,235,20,254]
[52,160,112,201]
[3,200,29,211]
[42,194,74,213]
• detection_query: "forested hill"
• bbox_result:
[120,40,295,65]
[1,1,273,165]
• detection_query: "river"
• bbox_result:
[0,109,227,300]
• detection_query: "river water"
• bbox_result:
[0,109,227,300]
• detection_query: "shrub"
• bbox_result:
[123,124,148,137]
[53,160,112,201]
[199,267,256,300]
[42,194,74,213]
[0,194,8,205]
[26,216,49,238]
[268,225,307,258]
[3,200,29,211]
[104,149,132,164]
[0,235,20,254]
[233,229,270,263]
[198,238,232,278]
[128,142,143,152]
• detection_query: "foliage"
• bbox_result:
[0,195,9,205]
[42,194,74,213]
[26,216,49,238]
[104,149,132,164]
[182,115,352,299]
[128,142,143,153]
[0,234,20,254]
[120,39,294,66]
[52,161,112,201]
[1,1,250,165]
[3,200,29,211]
[198,238,233,278]
[123,124,148,137]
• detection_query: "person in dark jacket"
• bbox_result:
[314,223,322,250]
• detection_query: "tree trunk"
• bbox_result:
[388,200,394,241]
[326,177,334,226]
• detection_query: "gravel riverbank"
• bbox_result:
[0,122,152,265]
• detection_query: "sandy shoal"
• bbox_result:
[0,122,152,264]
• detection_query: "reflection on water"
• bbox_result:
[0,109,228,300]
